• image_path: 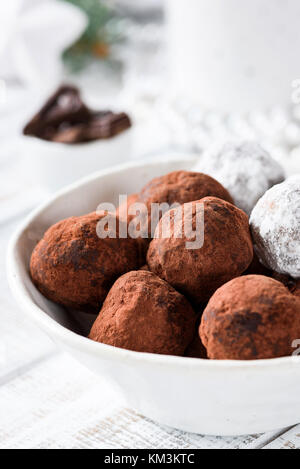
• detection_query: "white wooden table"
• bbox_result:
[1,88,300,450]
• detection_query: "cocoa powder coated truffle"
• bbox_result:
[30,212,141,313]
[200,275,300,360]
[250,176,300,278]
[116,193,140,221]
[292,280,300,298]
[139,171,234,236]
[147,197,253,304]
[185,334,207,359]
[116,193,149,264]
[89,270,196,355]
[244,252,272,277]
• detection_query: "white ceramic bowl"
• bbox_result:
[21,130,132,192]
[7,156,300,436]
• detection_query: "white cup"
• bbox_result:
[166,0,300,112]
[21,130,132,192]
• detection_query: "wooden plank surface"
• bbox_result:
[263,426,300,449]
[0,353,295,450]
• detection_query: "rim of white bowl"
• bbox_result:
[7,155,300,371]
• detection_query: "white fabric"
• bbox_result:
[0,0,87,88]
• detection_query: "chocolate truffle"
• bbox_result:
[245,256,300,297]
[147,197,253,304]
[244,252,272,277]
[194,142,285,214]
[250,176,300,278]
[116,193,149,264]
[245,253,299,291]
[116,193,140,221]
[200,275,300,360]
[291,280,300,298]
[89,271,196,355]
[185,335,207,359]
[30,212,141,313]
[139,170,234,236]
[271,272,298,292]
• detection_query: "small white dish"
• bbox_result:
[21,130,132,192]
[7,155,300,436]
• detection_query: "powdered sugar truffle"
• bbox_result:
[250,176,300,278]
[194,142,285,214]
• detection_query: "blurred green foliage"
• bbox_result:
[62,0,123,72]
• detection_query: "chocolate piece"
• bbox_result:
[30,212,141,313]
[24,85,91,139]
[23,85,131,144]
[147,197,253,305]
[52,112,132,144]
[89,270,196,356]
[84,112,131,140]
[200,275,300,360]
[51,124,83,144]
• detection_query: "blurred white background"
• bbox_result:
[1,1,300,211]
[1,0,300,222]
